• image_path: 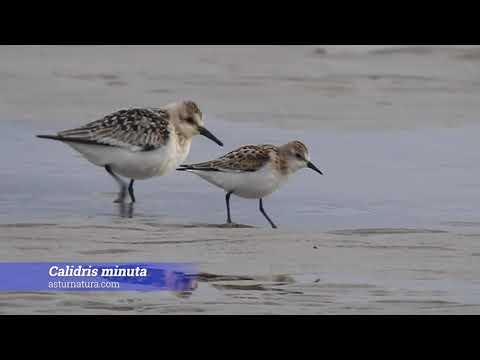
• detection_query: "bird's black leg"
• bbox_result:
[225,191,233,224]
[128,179,136,203]
[105,165,127,203]
[259,198,277,229]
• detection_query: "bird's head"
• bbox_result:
[167,100,223,146]
[279,140,323,175]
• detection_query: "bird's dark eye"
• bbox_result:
[295,153,303,160]
[186,117,195,125]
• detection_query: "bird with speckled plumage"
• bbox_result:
[177,141,323,228]
[37,100,223,203]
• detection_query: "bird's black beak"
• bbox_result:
[198,127,223,146]
[307,161,323,175]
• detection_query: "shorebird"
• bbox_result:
[177,141,323,228]
[37,100,223,203]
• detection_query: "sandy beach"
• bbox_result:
[1,45,480,314]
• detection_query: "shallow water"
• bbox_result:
[3,118,480,232]
[2,119,480,314]
[1,45,480,314]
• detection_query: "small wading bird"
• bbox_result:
[37,101,223,203]
[177,141,323,229]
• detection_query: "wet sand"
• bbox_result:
[1,45,480,314]
[2,223,480,314]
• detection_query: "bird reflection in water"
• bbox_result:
[118,202,134,218]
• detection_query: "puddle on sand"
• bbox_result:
[3,120,480,233]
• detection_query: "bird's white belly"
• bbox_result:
[67,141,180,180]
[110,149,178,179]
[193,166,286,199]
